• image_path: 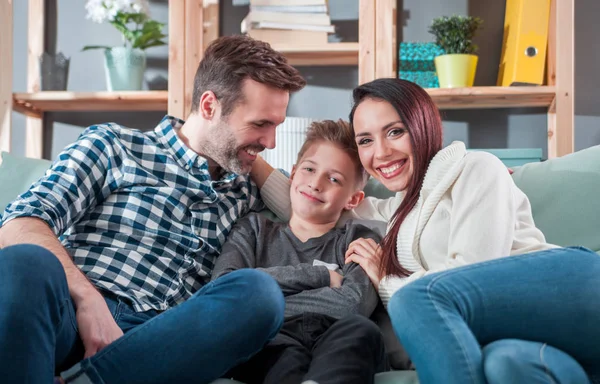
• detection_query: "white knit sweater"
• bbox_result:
[261,141,557,306]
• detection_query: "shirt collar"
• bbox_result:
[155,115,201,171]
[154,115,240,182]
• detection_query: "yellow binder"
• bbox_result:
[497,0,551,86]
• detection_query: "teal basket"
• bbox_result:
[469,148,544,167]
[398,42,445,88]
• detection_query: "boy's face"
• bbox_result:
[290,141,364,224]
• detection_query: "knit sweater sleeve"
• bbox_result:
[445,152,516,266]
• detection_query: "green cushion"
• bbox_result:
[0,152,52,213]
[512,145,600,253]
[209,371,419,384]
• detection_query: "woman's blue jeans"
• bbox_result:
[0,244,285,384]
[388,247,600,384]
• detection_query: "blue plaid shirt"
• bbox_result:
[1,116,264,311]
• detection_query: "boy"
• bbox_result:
[212,120,387,384]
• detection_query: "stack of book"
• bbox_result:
[241,0,334,47]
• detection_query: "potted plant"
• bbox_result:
[428,15,483,88]
[83,0,167,91]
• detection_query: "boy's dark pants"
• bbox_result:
[228,312,388,384]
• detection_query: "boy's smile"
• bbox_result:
[289,141,363,226]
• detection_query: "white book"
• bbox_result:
[250,0,326,6]
[243,19,335,33]
[250,5,328,13]
[246,10,331,25]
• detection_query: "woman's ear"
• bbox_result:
[344,190,365,210]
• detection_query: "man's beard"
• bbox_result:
[199,119,256,175]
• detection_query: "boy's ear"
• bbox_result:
[290,164,297,180]
[344,190,365,211]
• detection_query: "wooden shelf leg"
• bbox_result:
[375,0,397,79]
[168,0,185,119]
[358,0,376,84]
[548,0,574,158]
[0,0,13,153]
[25,0,46,159]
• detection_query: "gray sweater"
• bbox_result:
[212,213,381,319]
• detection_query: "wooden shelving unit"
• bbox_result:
[0,0,575,160]
[12,91,168,116]
[427,86,557,110]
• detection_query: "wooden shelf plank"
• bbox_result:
[13,91,168,114]
[272,42,359,66]
[427,86,556,109]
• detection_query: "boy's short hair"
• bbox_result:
[296,119,369,188]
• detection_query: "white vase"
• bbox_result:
[103,47,146,91]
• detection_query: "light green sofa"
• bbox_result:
[1,145,600,384]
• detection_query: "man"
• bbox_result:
[0,35,305,384]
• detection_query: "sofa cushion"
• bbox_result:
[511,145,600,253]
[0,152,51,213]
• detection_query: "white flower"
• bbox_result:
[85,0,150,23]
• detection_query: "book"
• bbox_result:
[250,5,328,13]
[250,0,326,6]
[244,10,331,26]
[242,18,335,33]
[247,28,328,46]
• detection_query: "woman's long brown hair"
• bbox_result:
[349,79,443,278]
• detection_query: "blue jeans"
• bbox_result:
[0,244,285,384]
[388,247,600,384]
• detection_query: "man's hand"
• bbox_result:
[345,238,382,290]
[329,269,343,288]
[76,290,124,358]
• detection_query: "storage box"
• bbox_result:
[398,42,445,88]
[469,148,543,167]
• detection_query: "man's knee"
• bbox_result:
[0,244,66,306]
[219,269,285,333]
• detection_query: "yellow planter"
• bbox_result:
[434,54,478,88]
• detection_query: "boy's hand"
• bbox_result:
[329,270,343,288]
[345,238,382,289]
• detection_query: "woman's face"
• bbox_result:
[353,98,414,192]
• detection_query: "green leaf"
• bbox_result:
[82,45,112,51]
[428,15,483,54]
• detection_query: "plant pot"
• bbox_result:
[40,52,70,91]
[434,54,478,88]
[103,47,146,91]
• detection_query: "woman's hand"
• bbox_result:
[345,238,382,289]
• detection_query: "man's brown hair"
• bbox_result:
[191,35,306,116]
[296,119,369,188]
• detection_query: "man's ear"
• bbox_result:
[344,190,365,210]
[199,91,219,120]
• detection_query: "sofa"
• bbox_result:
[1,145,600,384]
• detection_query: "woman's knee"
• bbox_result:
[484,339,590,384]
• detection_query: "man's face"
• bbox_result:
[203,79,288,175]
[290,141,363,225]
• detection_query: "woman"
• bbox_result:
[256,78,600,384]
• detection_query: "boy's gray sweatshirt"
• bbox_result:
[212,213,380,319]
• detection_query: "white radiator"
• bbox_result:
[262,117,314,173]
